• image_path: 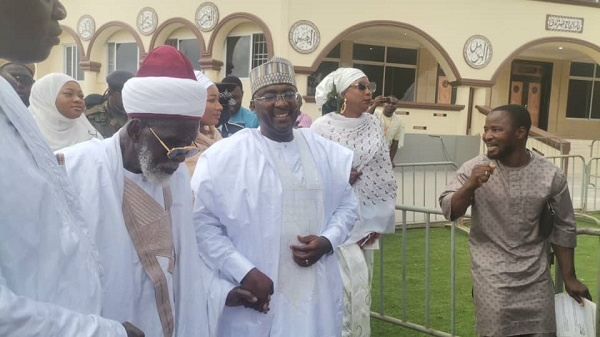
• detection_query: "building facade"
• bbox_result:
[40,0,600,140]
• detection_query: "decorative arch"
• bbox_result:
[149,17,206,53]
[293,20,461,83]
[490,37,600,83]
[60,25,85,60]
[205,12,274,59]
[86,21,146,62]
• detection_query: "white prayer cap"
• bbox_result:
[123,77,207,120]
[249,56,296,96]
[315,68,366,108]
[195,70,215,91]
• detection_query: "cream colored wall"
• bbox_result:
[55,0,600,82]
[45,0,600,138]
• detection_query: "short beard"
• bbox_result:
[137,143,172,187]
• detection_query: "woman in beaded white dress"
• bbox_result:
[311,68,397,337]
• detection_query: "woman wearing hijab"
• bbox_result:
[311,68,397,337]
[30,73,101,151]
[185,71,224,175]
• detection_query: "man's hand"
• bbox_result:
[226,286,270,313]
[366,95,386,114]
[349,168,362,186]
[372,95,387,107]
[564,277,592,306]
[290,235,333,267]
[122,322,144,337]
[240,268,273,312]
[466,163,496,190]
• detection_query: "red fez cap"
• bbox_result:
[136,46,196,80]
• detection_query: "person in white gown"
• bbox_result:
[57,46,251,337]
[191,56,359,337]
[0,0,141,336]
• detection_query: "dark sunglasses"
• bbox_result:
[349,82,376,93]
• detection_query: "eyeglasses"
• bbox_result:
[253,91,300,104]
[149,127,200,160]
[349,82,376,93]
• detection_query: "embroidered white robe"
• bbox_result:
[59,132,230,336]
[191,128,359,337]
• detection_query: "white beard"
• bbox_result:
[138,144,173,187]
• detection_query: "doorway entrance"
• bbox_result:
[508,60,553,130]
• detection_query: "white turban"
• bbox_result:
[314,68,366,108]
[194,70,214,91]
[123,76,207,120]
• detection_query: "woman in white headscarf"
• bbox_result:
[30,73,101,151]
[185,71,224,175]
[311,68,397,337]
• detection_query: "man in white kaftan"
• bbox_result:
[192,57,358,337]
[0,0,135,335]
[57,46,233,337]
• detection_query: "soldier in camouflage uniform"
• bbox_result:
[85,70,133,137]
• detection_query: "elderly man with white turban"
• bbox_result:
[56,46,254,337]
[191,57,359,337]
[311,68,397,337]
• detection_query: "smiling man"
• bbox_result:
[191,56,359,337]
[439,104,590,337]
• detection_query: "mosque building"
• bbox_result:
[39,0,600,151]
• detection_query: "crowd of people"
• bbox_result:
[0,0,592,337]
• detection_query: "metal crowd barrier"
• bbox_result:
[590,140,600,159]
[545,155,587,212]
[394,162,457,224]
[542,155,600,224]
[585,157,600,213]
[372,205,460,337]
[373,205,600,337]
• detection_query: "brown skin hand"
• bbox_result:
[240,268,274,314]
[290,235,333,267]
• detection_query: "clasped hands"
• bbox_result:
[226,235,332,314]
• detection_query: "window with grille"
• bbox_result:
[225,33,267,77]
[64,45,84,81]
[353,43,417,101]
[107,42,139,75]
[165,38,201,70]
[307,44,340,97]
[566,62,600,120]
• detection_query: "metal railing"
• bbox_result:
[545,155,587,212]
[585,157,600,213]
[590,140,600,159]
[372,205,460,337]
[373,204,600,336]
[394,162,458,224]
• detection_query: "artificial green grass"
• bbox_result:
[370,222,600,337]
